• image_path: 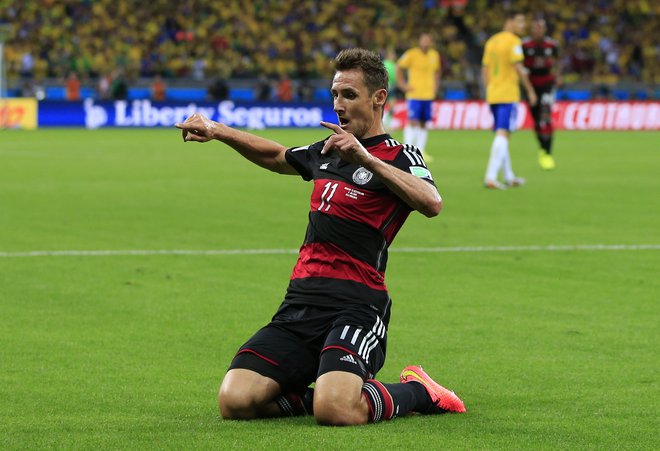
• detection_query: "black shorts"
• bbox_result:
[228,301,391,393]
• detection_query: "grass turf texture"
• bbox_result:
[1,128,658,449]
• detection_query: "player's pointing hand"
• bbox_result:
[175,113,218,143]
[320,121,372,166]
[319,120,346,135]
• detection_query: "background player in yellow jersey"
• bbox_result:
[481,11,537,189]
[396,32,441,162]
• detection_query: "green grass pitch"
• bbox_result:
[1,128,658,449]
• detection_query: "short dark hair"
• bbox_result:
[334,48,388,94]
[504,9,524,20]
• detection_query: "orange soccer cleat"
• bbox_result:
[400,365,466,413]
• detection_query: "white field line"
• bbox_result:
[0,244,659,258]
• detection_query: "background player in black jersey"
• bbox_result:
[175,48,466,425]
[523,18,561,170]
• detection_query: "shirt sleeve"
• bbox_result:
[511,37,524,63]
[284,145,314,181]
[397,50,411,69]
[390,145,437,187]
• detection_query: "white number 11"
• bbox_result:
[318,182,338,212]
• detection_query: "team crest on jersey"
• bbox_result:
[352,167,373,185]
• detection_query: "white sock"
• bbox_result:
[417,127,428,153]
[502,144,515,182]
[485,135,507,181]
[404,125,419,146]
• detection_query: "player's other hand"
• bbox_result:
[175,113,218,142]
[320,121,371,166]
[527,90,538,107]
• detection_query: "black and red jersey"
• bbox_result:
[522,36,559,88]
[283,134,436,314]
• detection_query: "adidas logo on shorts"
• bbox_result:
[340,354,358,365]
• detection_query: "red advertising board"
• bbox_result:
[389,101,659,131]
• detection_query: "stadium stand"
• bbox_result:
[1,0,658,101]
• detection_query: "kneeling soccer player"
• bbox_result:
[176,48,466,425]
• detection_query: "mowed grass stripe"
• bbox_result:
[1,243,659,257]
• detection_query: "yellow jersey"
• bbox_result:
[397,47,441,100]
[482,31,524,103]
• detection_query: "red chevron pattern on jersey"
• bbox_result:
[291,242,386,291]
[310,178,405,231]
[522,36,559,88]
[283,133,436,312]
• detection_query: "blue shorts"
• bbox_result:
[407,99,433,123]
[490,103,518,132]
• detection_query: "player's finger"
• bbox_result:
[175,120,196,130]
[321,137,333,154]
[175,113,201,129]
[184,132,206,142]
[320,121,345,134]
[321,134,338,154]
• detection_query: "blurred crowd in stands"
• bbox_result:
[1,0,658,100]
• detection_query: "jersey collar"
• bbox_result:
[359,133,391,148]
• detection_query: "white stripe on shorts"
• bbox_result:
[350,328,362,345]
[339,325,350,340]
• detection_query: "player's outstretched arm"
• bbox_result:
[175,113,298,175]
[320,122,442,218]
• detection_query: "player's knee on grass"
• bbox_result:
[218,369,280,420]
[314,393,368,426]
[313,371,369,426]
[218,381,271,420]
[218,386,257,420]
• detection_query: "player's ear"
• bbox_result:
[373,88,387,107]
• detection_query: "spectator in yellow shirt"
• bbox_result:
[396,32,441,162]
[481,10,537,189]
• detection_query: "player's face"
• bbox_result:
[531,20,546,39]
[419,34,433,51]
[330,69,385,139]
[512,14,527,36]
